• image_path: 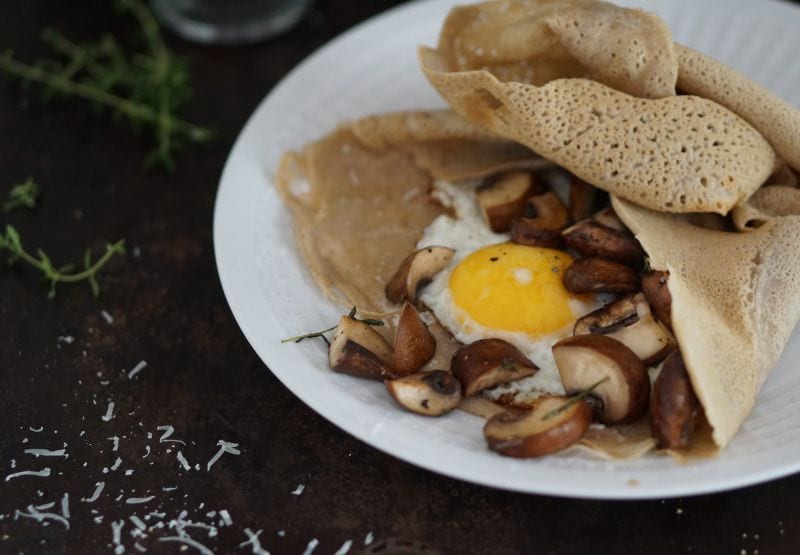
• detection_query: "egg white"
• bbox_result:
[417,179,600,401]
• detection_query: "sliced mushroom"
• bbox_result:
[483,395,592,458]
[562,257,640,294]
[329,315,395,380]
[573,292,675,366]
[568,176,607,222]
[552,335,649,424]
[510,191,570,249]
[641,270,673,332]
[385,370,462,416]
[651,350,698,449]
[450,339,538,396]
[592,207,627,231]
[562,220,646,268]
[392,302,436,375]
[385,246,454,306]
[476,171,539,232]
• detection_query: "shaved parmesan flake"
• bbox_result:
[5,468,51,481]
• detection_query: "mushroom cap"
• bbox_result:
[476,170,539,232]
[562,220,646,268]
[511,190,570,249]
[641,270,673,332]
[552,334,649,424]
[451,338,538,396]
[568,176,607,222]
[484,395,592,458]
[650,350,698,449]
[563,257,640,294]
[393,302,437,375]
[386,370,462,416]
[385,246,454,306]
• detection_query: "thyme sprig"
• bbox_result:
[4,178,40,211]
[0,225,125,298]
[0,0,213,170]
[282,307,385,344]
[542,377,609,421]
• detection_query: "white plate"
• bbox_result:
[214,0,800,499]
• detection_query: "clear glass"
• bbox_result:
[150,0,313,44]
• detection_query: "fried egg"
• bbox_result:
[418,179,600,400]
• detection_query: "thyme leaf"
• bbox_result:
[3,178,40,212]
[281,307,385,344]
[0,225,125,298]
[542,377,609,421]
[500,358,516,371]
[0,0,213,171]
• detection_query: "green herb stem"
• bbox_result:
[0,52,212,143]
[281,325,338,344]
[0,225,125,298]
[542,377,610,421]
[281,308,385,344]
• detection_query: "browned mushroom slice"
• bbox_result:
[592,207,627,231]
[562,220,646,268]
[385,246,454,305]
[385,370,462,416]
[573,292,675,366]
[651,350,698,449]
[562,257,640,294]
[568,176,606,222]
[450,339,538,396]
[552,335,649,425]
[510,191,570,249]
[392,302,436,376]
[641,270,673,332]
[476,171,539,232]
[329,315,395,380]
[483,395,592,458]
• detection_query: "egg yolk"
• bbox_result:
[449,243,578,337]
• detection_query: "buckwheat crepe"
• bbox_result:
[418,0,788,215]
[276,0,800,458]
[276,111,548,317]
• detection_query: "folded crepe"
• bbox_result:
[418,0,793,215]
[414,0,800,452]
[613,198,800,450]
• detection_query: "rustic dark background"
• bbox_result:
[1,1,798,553]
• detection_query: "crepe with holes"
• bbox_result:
[418,0,784,214]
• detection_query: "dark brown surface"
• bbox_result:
[1,1,799,554]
